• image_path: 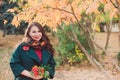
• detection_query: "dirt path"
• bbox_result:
[53,67,120,80]
[94,32,119,54]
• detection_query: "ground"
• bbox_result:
[0,32,120,80]
[54,66,120,80]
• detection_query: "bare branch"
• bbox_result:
[48,6,73,14]
[109,0,118,9]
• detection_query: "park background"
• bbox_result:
[0,0,120,80]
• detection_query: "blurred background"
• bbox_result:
[0,0,120,80]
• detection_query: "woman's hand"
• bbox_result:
[20,70,43,80]
[32,75,43,80]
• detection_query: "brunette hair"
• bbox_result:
[22,22,54,55]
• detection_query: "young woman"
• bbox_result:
[10,22,56,80]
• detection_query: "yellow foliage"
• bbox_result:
[11,16,20,27]
[7,9,15,13]
[75,45,84,60]
[11,0,119,29]
[67,44,85,64]
[86,1,100,14]
[95,26,100,32]
[3,20,8,24]
[110,9,118,20]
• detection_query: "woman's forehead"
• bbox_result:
[30,26,39,30]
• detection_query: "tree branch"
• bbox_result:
[48,6,73,14]
[109,0,118,9]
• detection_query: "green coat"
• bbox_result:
[10,43,56,80]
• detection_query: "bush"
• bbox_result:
[54,22,89,65]
[117,52,120,61]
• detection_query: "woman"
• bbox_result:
[10,22,56,80]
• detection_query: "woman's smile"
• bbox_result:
[33,36,40,40]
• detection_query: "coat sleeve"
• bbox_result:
[48,54,56,79]
[9,44,25,78]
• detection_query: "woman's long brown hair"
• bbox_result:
[22,22,55,55]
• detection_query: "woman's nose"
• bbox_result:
[35,32,39,36]
[36,32,42,36]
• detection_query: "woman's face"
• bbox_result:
[29,26,42,41]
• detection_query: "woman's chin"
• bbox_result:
[33,39,40,41]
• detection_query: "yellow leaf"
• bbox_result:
[3,20,8,24]
[7,9,15,13]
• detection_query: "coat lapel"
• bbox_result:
[41,49,50,64]
[27,47,41,64]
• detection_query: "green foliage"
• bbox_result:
[117,52,120,61]
[55,22,89,65]
[97,2,119,25]
[101,12,110,24]
[80,12,95,29]
[98,3,105,12]
[54,54,62,68]
[112,16,119,23]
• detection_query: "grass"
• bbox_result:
[0,47,14,80]
[0,31,23,80]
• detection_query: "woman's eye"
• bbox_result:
[38,31,41,33]
[32,31,36,33]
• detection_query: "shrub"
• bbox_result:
[117,52,120,61]
[54,22,89,65]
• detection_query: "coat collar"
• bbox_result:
[27,47,50,65]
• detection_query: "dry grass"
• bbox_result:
[0,48,14,80]
[0,31,23,80]
[0,33,23,48]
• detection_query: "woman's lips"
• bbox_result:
[34,37,39,39]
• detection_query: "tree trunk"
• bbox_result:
[118,20,120,50]
[105,24,111,50]
[2,26,6,37]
